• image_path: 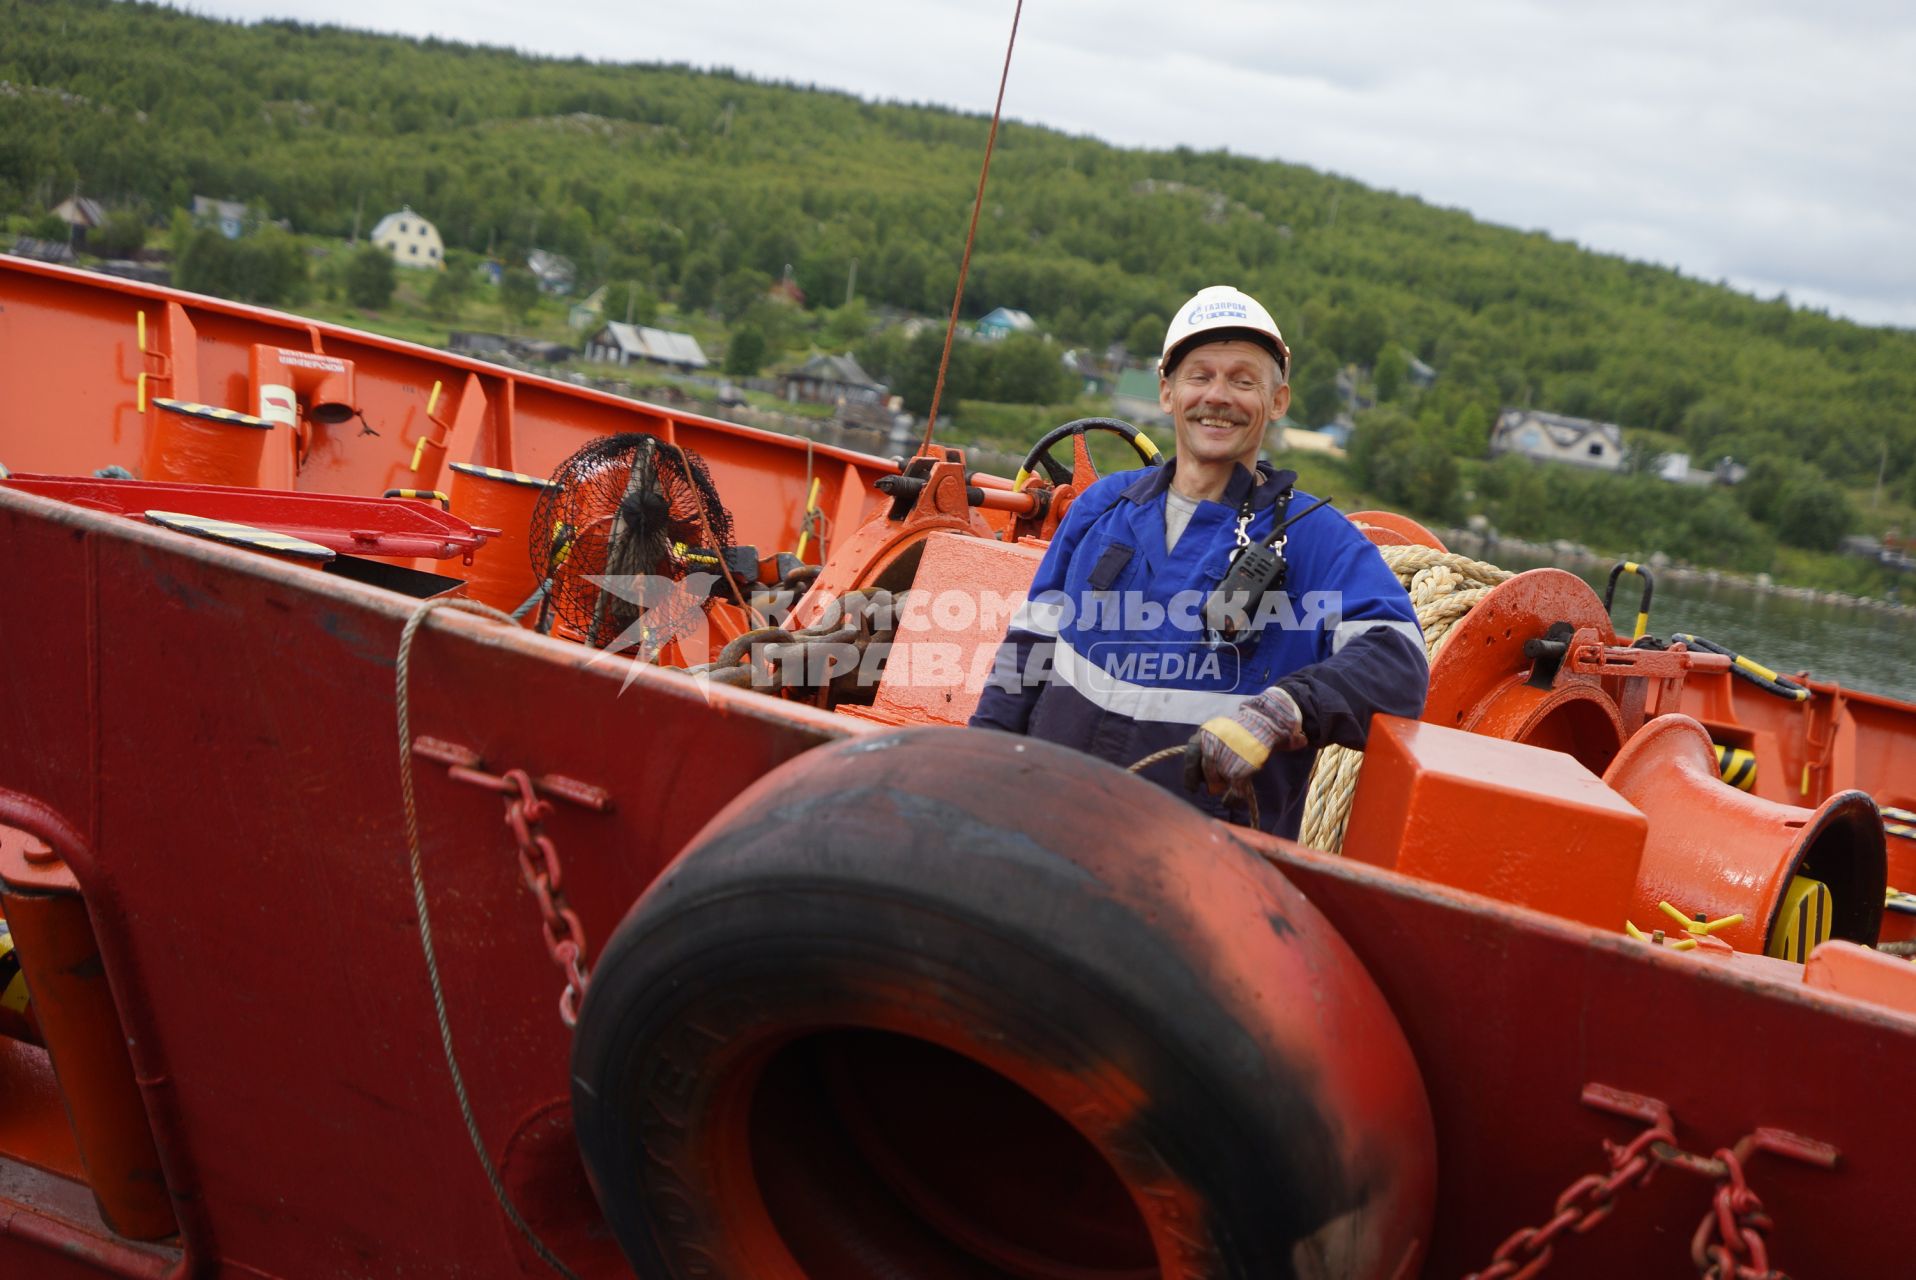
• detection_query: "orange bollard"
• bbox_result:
[1604,716,1886,957]
[0,829,176,1240]
[448,462,554,614]
[140,398,274,487]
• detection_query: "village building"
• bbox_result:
[977,306,1036,340]
[50,196,106,247]
[370,206,444,270]
[585,322,709,371]
[10,236,76,265]
[527,249,575,295]
[782,353,885,406]
[191,196,250,240]
[1490,408,1624,472]
[781,353,894,430]
[1061,349,1112,397]
[1111,366,1170,427]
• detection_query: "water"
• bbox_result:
[1489,549,1916,704]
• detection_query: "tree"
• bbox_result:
[90,210,148,259]
[500,267,539,328]
[718,268,772,322]
[677,253,719,312]
[612,280,659,326]
[175,226,308,307]
[981,332,1072,405]
[426,264,471,318]
[1373,345,1410,402]
[823,298,871,349]
[1768,474,1855,551]
[1347,407,1459,519]
[723,326,767,377]
[1124,314,1164,362]
[345,246,396,310]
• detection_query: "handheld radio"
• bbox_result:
[1202,492,1335,641]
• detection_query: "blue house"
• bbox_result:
[976,306,1036,340]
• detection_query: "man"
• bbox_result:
[969,285,1427,840]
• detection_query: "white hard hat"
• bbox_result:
[1159,285,1289,378]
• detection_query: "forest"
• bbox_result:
[5,0,1915,584]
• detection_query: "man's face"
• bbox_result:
[1158,339,1290,473]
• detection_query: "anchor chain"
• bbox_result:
[1467,1087,1832,1280]
[1691,1147,1783,1280]
[1466,1113,1673,1280]
[498,769,591,1027]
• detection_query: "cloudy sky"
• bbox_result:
[179,0,1915,329]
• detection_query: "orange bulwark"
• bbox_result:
[2,256,1915,1278]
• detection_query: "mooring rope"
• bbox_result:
[396,596,583,1280]
[1298,542,1514,854]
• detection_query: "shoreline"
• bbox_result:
[1439,526,1916,619]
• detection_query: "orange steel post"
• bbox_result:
[1341,717,1648,930]
[138,398,274,488]
[446,462,554,613]
[248,344,358,477]
[0,829,176,1242]
[1604,716,1886,956]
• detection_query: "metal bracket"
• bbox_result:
[410,736,612,812]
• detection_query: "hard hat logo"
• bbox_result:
[1160,285,1289,378]
[1187,300,1250,324]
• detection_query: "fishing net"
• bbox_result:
[528,433,734,654]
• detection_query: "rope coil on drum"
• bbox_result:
[1300,543,1515,854]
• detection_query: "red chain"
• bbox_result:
[1691,1149,1786,1280]
[1465,1118,1674,1279]
[501,769,591,1026]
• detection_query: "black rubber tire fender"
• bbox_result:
[571,726,1435,1280]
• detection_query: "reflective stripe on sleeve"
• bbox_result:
[1331,618,1425,655]
[1050,640,1249,725]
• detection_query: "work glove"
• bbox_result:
[1184,685,1306,800]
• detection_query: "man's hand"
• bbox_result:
[1184,685,1306,799]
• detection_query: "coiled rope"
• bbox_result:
[1299,543,1514,854]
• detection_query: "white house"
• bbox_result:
[586,322,709,371]
[1489,408,1624,472]
[370,206,444,270]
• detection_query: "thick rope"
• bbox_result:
[396,596,582,1280]
[919,0,1026,455]
[1299,543,1514,854]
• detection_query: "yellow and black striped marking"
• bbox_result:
[1887,887,1916,915]
[152,397,274,431]
[383,488,451,509]
[1767,875,1833,963]
[450,462,554,489]
[143,510,336,562]
[1883,806,1916,842]
[1712,743,1757,791]
[0,921,30,1019]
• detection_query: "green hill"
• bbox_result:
[6,0,1915,587]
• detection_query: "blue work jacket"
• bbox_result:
[970,460,1428,839]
